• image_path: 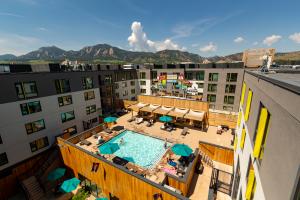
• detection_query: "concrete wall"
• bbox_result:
[0,88,101,170]
[234,71,300,200]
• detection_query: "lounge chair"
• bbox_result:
[160,124,166,130]
[104,127,112,134]
[135,117,143,124]
[181,127,189,136]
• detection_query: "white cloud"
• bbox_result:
[289,32,300,44]
[128,21,185,52]
[234,37,244,43]
[0,33,47,55]
[37,27,47,31]
[199,42,217,52]
[263,35,282,46]
[253,41,258,45]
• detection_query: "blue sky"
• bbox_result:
[0,0,300,56]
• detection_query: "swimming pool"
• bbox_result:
[99,130,171,169]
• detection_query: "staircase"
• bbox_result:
[21,176,47,200]
[35,148,59,178]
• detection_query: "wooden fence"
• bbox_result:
[199,141,234,166]
[208,112,237,129]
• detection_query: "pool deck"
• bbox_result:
[75,112,233,200]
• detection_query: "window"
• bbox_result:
[151,71,157,79]
[122,90,128,96]
[90,117,98,123]
[140,89,146,94]
[61,111,75,123]
[140,72,146,79]
[115,93,119,98]
[232,158,241,200]
[207,94,216,102]
[227,73,238,82]
[0,152,8,166]
[104,75,112,84]
[245,159,256,200]
[30,137,49,152]
[0,134,2,144]
[121,82,127,87]
[253,105,271,161]
[58,95,72,107]
[84,91,95,101]
[55,79,71,94]
[185,72,193,80]
[63,126,77,136]
[131,89,135,94]
[25,119,45,134]
[86,105,96,115]
[224,96,235,104]
[244,89,253,121]
[208,84,217,92]
[208,73,218,81]
[197,83,204,88]
[130,81,135,86]
[223,106,233,111]
[115,83,119,89]
[225,84,236,93]
[209,104,215,109]
[20,101,42,115]
[15,81,38,99]
[140,81,146,85]
[196,71,205,80]
[82,77,93,89]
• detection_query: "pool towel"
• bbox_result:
[163,168,176,175]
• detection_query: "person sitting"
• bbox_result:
[164,138,168,149]
[97,135,105,145]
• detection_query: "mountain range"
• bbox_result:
[0,44,299,64]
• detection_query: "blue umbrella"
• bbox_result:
[171,144,193,156]
[159,115,173,123]
[96,198,108,200]
[59,177,80,193]
[123,156,135,163]
[47,167,66,181]
[99,143,120,154]
[104,116,118,123]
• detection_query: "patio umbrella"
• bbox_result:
[171,144,193,157]
[123,156,135,163]
[159,115,173,123]
[96,198,108,200]
[47,167,66,181]
[104,116,118,123]
[99,143,120,154]
[59,177,80,193]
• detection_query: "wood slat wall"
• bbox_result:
[208,112,237,129]
[167,154,199,196]
[199,142,234,166]
[58,138,187,200]
[0,149,53,200]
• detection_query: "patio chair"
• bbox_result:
[181,127,189,136]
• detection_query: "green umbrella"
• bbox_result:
[159,115,173,123]
[59,177,80,193]
[104,116,118,123]
[99,143,120,154]
[47,167,66,181]
[171,144,193,156]
[96,198,108,200]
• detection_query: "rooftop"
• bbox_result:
[246,69,300,94]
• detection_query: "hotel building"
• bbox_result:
[232,70,300,200]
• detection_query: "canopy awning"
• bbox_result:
[140,104,160,113]
[168,108,189,118]
[128,102,148,112]
[184,110,205,121]
[153,106,174,115]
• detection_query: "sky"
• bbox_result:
[0,0,300,56]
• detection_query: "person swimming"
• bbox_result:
[119,138,124,145]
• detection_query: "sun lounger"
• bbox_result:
[181,127,189,136]
[104,128,112,134]
[135,117,143,124]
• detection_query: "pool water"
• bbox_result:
[100,130,171,169]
